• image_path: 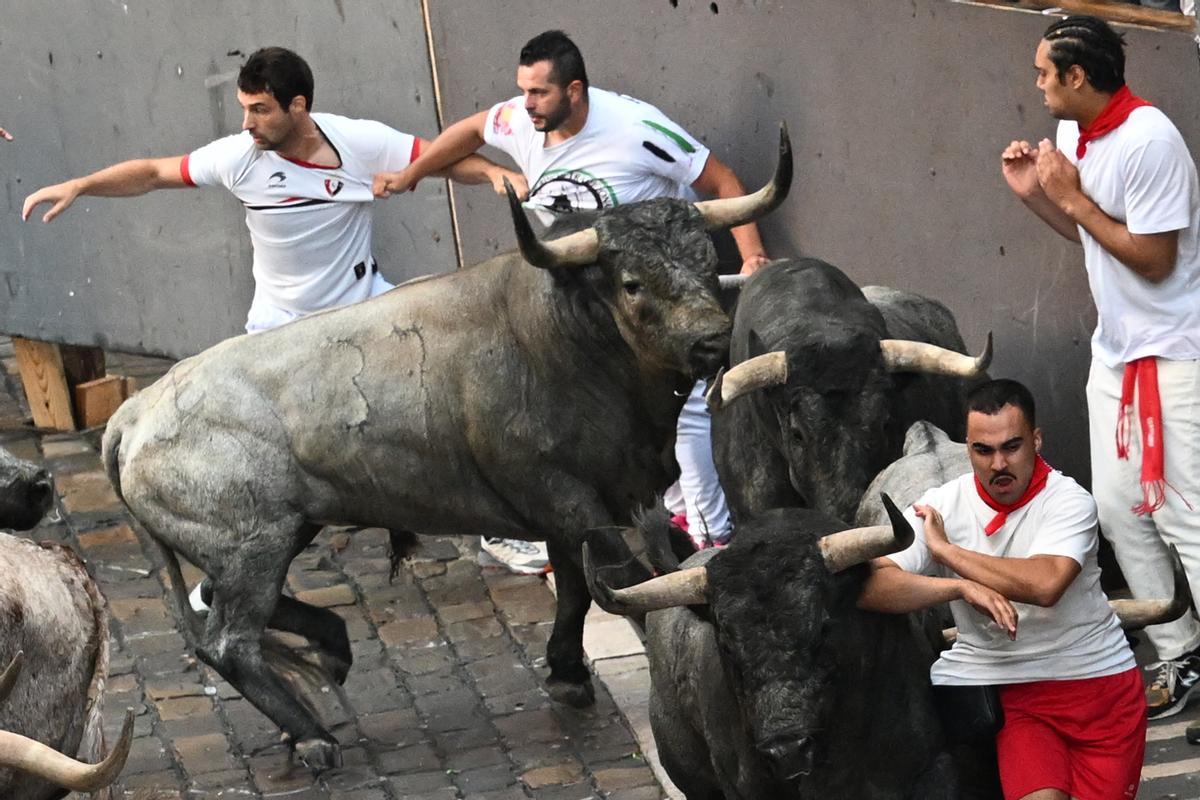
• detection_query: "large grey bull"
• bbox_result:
[100,131,791,770]
[707,259,990,524]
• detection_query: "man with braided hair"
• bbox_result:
[1001,15,1200,722]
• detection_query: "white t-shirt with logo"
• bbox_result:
[182,112,418,316]
[887,470,1134,685]
[483,87,710,223]
[1056,107,1200,367]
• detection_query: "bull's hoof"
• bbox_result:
[294,737,341,772]
[546,677,595,708]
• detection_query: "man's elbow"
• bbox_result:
[1141,257,1175,284]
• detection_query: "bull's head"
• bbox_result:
[0,446,53,531]
[585,495,913,788]
[0,652,133,795]
[707,320,992,519]
[505,125,792,380]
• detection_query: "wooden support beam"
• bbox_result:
[72,375,131,429]
[11,337,76,431]
[954,0,1196,32]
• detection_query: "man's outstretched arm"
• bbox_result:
[858,559,1019,639]
[374,111,506,197]
[23,156,188,223]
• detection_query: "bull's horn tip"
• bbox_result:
[705,368,726,412]
[978,332,994,370]
[881,493,914,551]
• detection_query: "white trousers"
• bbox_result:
[663,380,732,545]
[1088,356,1200,660]
[244,272,394,333]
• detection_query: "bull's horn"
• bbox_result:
[505,178,600,269]
[718,274,748,290]
[0,652,22,705]
[583,543,707,614]
[0,708,133,791]
[879,333,993,378]
[1111,545,1193,630]
[705,351,787,412]
[694,123,793,231]
[819,493,914,573]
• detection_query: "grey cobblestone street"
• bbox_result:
[0,341,666,800]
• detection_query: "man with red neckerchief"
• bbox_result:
[1001,15,1200,723]
[860,379,1144,800]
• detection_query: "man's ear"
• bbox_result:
[289,95,308,114]
[1066,65,1088,92]
[1034,427,1044,454]
[568,80,586,103]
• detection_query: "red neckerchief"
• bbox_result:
[1116,358,1192,515]
[974,455,1053,536]
[1076,85,1152,160]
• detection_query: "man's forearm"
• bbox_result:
[1061,194,1177,283]
[411,114,488,184]
[932,545,1076,607]
[857,562,963,613]
[437,153,504,186]
[1022,191,1082,243]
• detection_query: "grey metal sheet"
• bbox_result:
[1,0,454,358]
[427,0,1200,484]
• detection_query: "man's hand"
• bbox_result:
[491,168,528,199]
[914,503,952,562]
[959,579,1019,640]
[739,254,771,276]
[1001,139,1041,200]
[1035,139,1083,212]
[23,180,82,223]
[373,169,417,198]
[0,127,12,142]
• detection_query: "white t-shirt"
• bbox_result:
[1056,107,1200,367]
[182,112,418,315]
[888,471,1134,685]
[483,87,709,224]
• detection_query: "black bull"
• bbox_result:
[99,130,792,770]
[708,258,991,525]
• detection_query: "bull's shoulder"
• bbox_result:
[861,285,965,350]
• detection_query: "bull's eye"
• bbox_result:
[622,280,642,297]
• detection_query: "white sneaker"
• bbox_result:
[480,537,550,575]
[189,581,210,615]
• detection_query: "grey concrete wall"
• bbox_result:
[427,0,1200,485]
[1,0,454,358]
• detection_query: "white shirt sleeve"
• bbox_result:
[884,493,936,576]
[1026,482,1097,567]
[1124,138,1194,234]
[631,108,711,187]
[182,133,254,189]
[370,123,419,174]
[482,97,527,168]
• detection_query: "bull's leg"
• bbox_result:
[544,536,595,708]
[268,596,353,684]
[197,523,341,772]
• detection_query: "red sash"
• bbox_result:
[1076,85,1151,160]
[1116,358,1191,515]
[975,455,1052,535]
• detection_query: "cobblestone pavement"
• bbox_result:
[0,342,667,800]
[5,339,1200,799]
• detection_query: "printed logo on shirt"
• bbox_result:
[493,101,518,136]
[268,171,287,188]
[324,179,344,197]
[528,168,618,213]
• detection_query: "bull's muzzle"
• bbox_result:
[759,734,817,782]
[689,331,732,379]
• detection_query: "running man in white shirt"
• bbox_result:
[859,379,1144,800]
[374,30,770,573]
[22,46,520,611]
[1001,15,1200,721]
[22,46,518,332]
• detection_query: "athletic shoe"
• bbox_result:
[480,537,550,575]
[1146,646,1200,720]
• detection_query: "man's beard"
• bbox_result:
[532,97,572,132]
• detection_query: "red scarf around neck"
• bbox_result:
[1076,85,1152,160]
[974,455,1053,536]
[1116,358,1192,515]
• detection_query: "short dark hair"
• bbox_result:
[1043,15,1127,94]
[519,30,589,90]
[965,379,1037,429]
[238,47,314,111]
